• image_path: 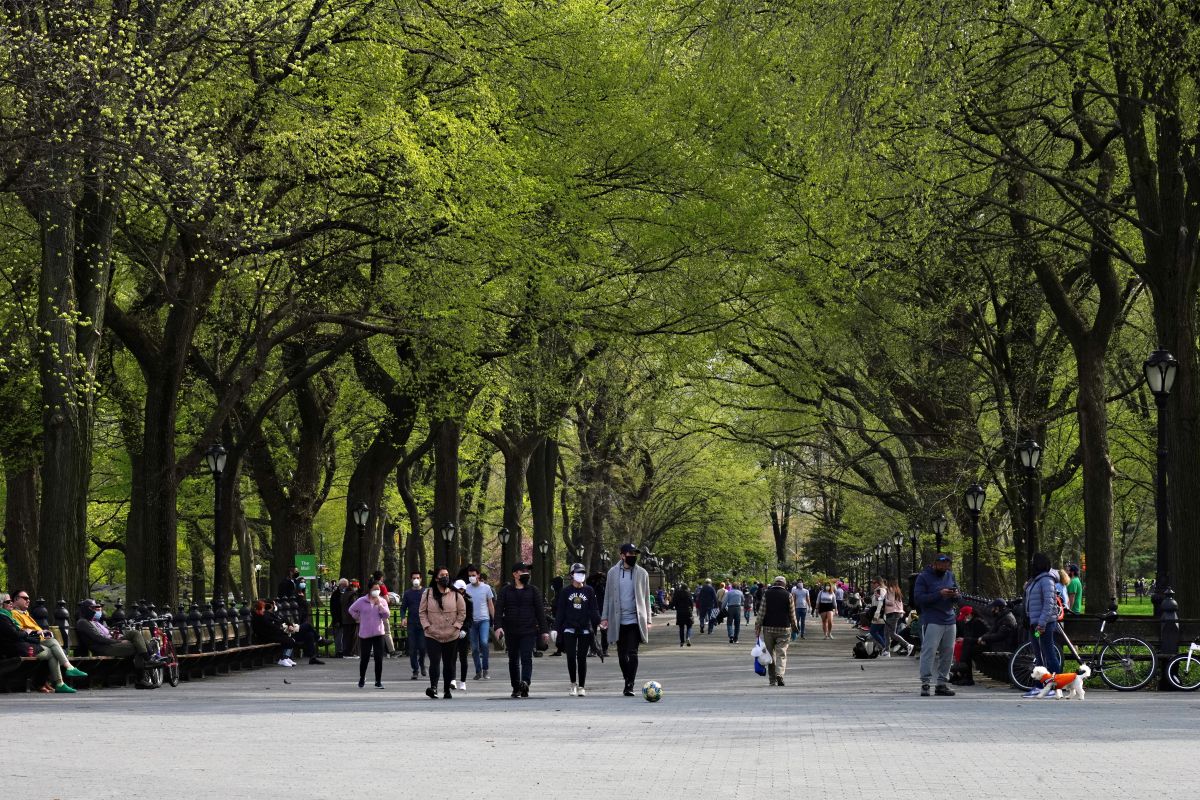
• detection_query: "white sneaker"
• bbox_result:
[277,659,292,667]
[569,684,578,696]
[577,687,586,697]
[457,681,466,691]
[906,643,915,656]
[881,651,891,658]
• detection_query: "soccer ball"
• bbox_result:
[642,680,662,702]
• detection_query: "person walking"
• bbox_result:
[348,580,390,688]
[884,577,914,656]
[463,565,495,680]
[913,554,960,697]
[329,578,349,657]
[400,571,426,680]
[452,577,472,690]
[601,543,651,696]
[791,580,809,640]
[585,572,608,657]
[494,562,550,698]
[673,583,694,646]
[419,567,467,699]
[696,579,718,634]
[721,583,745,643]
[755,577,799,686]
[1022,552,1063,697]
[816,583,837,639]
[552,563,601,696]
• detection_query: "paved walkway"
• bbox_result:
[3,616,1196,798]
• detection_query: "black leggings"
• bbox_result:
[358,635,384,684]
[457,636,469,682]
[428,639,457,693]
[562,632,591,686]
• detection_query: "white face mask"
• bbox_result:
[412,579,421,588]
[468,576,478,584]
[370,589,381,598]
[572,573,586,583]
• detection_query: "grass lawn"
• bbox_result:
[1114,596,1155,616]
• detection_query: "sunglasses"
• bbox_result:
[15,596,29,601]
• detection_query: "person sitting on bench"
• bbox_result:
[4,591,88,693]
[74,599,160,663]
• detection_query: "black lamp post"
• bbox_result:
[575,544,585,567]
[965,483,986,595]
[932,513,948,555]
[440,523,456,570]
[1144,347,1177,607]
[1017,438,1042,571]
[601,549,611,569]
[875,542,885,579]
[205,443,227,604]
[352,502,370,583]
[498,527,511,581]
[892,530,904,582]
[537,540,550,595]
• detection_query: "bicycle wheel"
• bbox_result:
[1167,655,1200,691]
[165,661,180,687]
[1097,637,1157,690]
[1008,641,1037,690]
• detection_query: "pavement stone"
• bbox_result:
[2,616,1195,799]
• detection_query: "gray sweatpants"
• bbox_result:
[919,622,955,686]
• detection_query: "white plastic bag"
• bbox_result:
[753,637,773,665]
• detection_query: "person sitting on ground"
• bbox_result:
[5,590,88,693]
[250,599,301,667]
[73,599,159,666]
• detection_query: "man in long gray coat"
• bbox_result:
[600,543,651,696]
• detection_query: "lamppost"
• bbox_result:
[205,443,227,603]
[601,549,611,569]
[440,523,456,570]
[498,527,511,580]
[575,544,585,566]
[1017,438,1042,571]
[965,483,986,595]
[537,540,550,595]
[1144,347,1177,607]
[892,530,904,582]
[352,502,370,583]
[253,563,264,598]
[932,513,948,555]
[909,525,918,575]
[875,542,884,579]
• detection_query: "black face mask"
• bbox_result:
[437,576,450,587]
[518,573,531,585]
[624,555,638,567]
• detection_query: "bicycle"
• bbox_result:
[1008,610,1157,691]
[146,617,180,687]
[1165,640,1200,691]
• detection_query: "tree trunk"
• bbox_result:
[4,459,40,592]
[500,445,531,580]
[433,418,462,570]
[1076,352,1115,612]
[527,436,556,579]
[341,433,405,582]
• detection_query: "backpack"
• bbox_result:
[853,637,881,659]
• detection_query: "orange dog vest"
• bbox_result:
[1039,672,1078,690]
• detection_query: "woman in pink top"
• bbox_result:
[348,580,391,688]
[884,578,914,656]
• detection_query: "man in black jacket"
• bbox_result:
[277,567,304,601]
[755,577,799,686]
[494,562,549,698]
[329,578,348,657]
[977,599,1019,652]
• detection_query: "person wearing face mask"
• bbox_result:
[451,574,473,690]
[601,543,651,696]
[913,553,960,697]
[463,564,495,680]
[494,561,550,698]
[348,580,390,688]
[419,567,466,699]
[816,583,837,639]
[75,598,161,666]
[401,571,427,680]
[553,563,601,696]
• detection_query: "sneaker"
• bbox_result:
[680,642,685,648]
[880,651,891,658]
[482,670,490,680]
[569,684,578,696]
[283,658,296,667]
[474,672,482,681]
[278,659,293,667]
[1021,688,1042,698]
[934,685,956,697]
[768,676,777,686]
[623,683,635,696]
[519,681,529,698]
[358,679,365,688]
[309,657,325,665]
[776,677,785,687]
[375,682,384,689]
[425,687,438,699]
[54,683,78,693]
[443,689,453,699]
[457,681,466,692]
[686,640,691,647]
[420,667,426,677]
[578,687,586,697]
[906,643,915,656]
[921,684,930,696]
[511,689,520,698]
[65,667,88,678]
[410,672,418,681]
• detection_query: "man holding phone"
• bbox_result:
[913,554,960,697]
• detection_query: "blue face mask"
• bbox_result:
[92,610,102,621]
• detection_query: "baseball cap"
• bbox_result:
[511,561,530,572]
[79,598,103,609]
[773,576,787,585]
[619,543,640,555]
[934,554,952,563]
[956,605,974,621]
[452,579,467,591]
[570,562,586,574]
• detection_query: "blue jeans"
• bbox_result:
[407,623,426,674]
[1035,621,1062,674]
[796,609,807,638]
[700,608,715,633]
[869,622,887,649]
[469,619,491,673]
[726,608,741,640]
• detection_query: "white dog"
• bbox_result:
[1029,664,1090,700]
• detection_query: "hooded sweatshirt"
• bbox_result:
[913,566,958,626]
